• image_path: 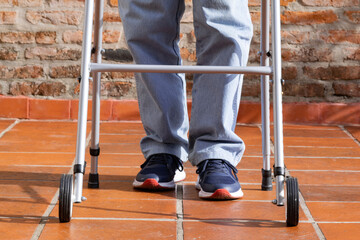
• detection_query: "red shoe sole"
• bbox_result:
[203,189,242,200]
[134,179,174,190]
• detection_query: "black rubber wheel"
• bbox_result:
[59,174,73,223]
[286,177,299,227]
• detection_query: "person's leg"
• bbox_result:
[118,0,188,189]
[189,0,253,198]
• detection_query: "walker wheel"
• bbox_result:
[286,177,299,226]
[59,174,73,223]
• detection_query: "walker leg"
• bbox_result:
[271,0,285,206]
[73,0,95,203]
[88,0,104,189]
[260,0,272,191]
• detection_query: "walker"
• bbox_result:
[58,0,300,227]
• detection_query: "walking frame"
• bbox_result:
[58,0,300,226]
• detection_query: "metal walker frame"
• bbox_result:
[58,0,299,226]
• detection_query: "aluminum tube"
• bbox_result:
[90,0,104,175]
[90,63,273,75]
[276,175,285,205]
[260,0,271,171]
[74,0,94,203]
[272,0,285,204]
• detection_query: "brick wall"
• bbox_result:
[0,0,359,103]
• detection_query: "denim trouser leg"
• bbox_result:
[118,0,190,162]
[118,0,253,167]
[188,0,253,167]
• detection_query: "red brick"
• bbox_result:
[283,66,298,80]
[344,47,360,61]
[102,81,133,97]
[248,0,296,6]
[50,65,80,78]
[26,11,82,25]
[321,30,360,44]
[250,11,261,24]
[110,72,134,79]
[63,0,84,6]
[35,31,56,44]
[0,32,35,44]
[282,47,333,62]
[301,0,359,7]
[25,47,81,60]
[241,81,261,97]
[108,0,117,7]
[345,11,360,23]
[13,0,42,7]
[283,82,325,97]
[0,11,16,24]
[0,65,14,79]
[281,10,338,25]
[103,12,121,22]
[0,47,18,60]
[29,98,70,120]
[180,47,196,62]
[70,99,112,120]
[0,0,12,6]
[35,82,66,96]
[303,66,360,80]
[9,81,36,95]
[14,66,44,79]
[333,82,360,97]
[63,30,82,44]
[281,30,310,44]
[103,30,120,43]
[319,103,360,124]
[112,100,140,121]
[0,96,28,118]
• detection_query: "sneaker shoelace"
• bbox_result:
[196,159,238,181]
[141,154,184,173]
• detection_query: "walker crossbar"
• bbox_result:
[57,0,300,227]
[89,63,273,75]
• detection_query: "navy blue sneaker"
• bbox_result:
[196,159,243,200]
[133,154,186,190]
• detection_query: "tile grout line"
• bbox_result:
[176,183,184,240]
[340,125,360,147]
[0,119,20,139]
[31,132,92,240]
[258,125,326,239]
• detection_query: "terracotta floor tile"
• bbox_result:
[0,220,39,240]
[0,166,70,181]
[0,199,50,217]
[87,153,144,167]
[0,180,58,199]
[290,171,360,186]
[39,219,176,240]
[345,126,360,142]
[283,125,340,130]
[84,166,138,182]
[237,156,270,170]
[300,185,360,202]
[306,202,360,222]
[99,143,141,154]
[51,199,177,219]
[184,222,318,240]
[182,184,275,201]
[0,152,75,166]
[99,134,143,144]
[283,137,358,147]
[100,122,145,134]
[0,120,15,133]
[183,200,307,221]
[275,128,349,138]
[284,157,360,171]
[284,146,360,158]
[80,181,175,200]
[319,223,360,240]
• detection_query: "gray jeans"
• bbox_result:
[118,0,253,167]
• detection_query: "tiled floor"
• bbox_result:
[0,119,359,239]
